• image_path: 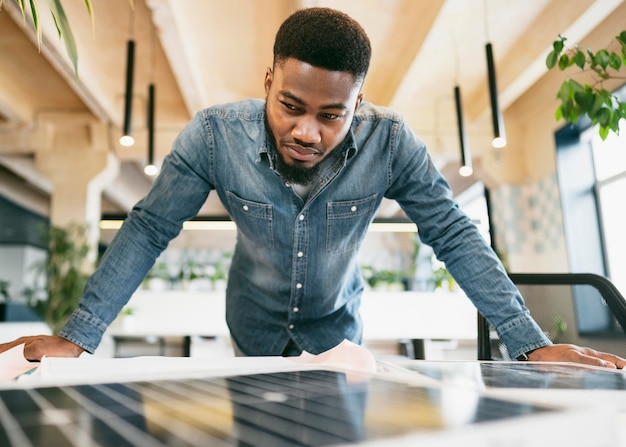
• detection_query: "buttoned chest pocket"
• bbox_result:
[226,191,273,248]
[327,195,378,254]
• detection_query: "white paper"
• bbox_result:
[288,339,377,382]
[0,344,40,381]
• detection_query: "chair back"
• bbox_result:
[477,273,626,360]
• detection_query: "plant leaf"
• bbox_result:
[574,49,586,69]
[546,50,558,69]
[599,125,609,141]
[595,49,610,70]
[596,108,611,127]
[45,0,79,76]
[608,52,622,70]
[28,0,43,51]
[574,90,593,113]
[83,0,95,37]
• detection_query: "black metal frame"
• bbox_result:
[477,273,626,360]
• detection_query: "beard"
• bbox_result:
[265,111,322,185]
[274,150,322,185]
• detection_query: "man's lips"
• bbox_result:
[285,143,322,161]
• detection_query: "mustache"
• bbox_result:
[282,139,322,153]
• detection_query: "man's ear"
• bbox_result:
[354,92,364,112]
[264,67,273,97]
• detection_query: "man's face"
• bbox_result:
[264,58,363,183]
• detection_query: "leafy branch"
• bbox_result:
[0,0,94,76]
[546,31,626,140]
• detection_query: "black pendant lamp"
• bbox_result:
[120,5,136,147]
[144,83,158,176]
[119,39,135,147]
[144,18,159,176]
[454,85,473,177]
[485,42,506,148]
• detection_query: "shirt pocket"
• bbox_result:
[225,191,274,248]
[327,194,378,254]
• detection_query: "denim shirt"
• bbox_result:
[59,99,550,358]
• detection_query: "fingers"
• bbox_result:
[0,336,33,354]
[531,344,624,369]
[594,352,626,370]
[568,346,623,369]
[576,352,617,369]
[0,335,84,361]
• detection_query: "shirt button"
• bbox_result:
[288,324,295,330]
[243,205,249,211]
[297,251,303,257]
[285,182,290,187]
[296,283,302,289]
[351,206,357,212]
[299,214,304,221]
[293,307,299,312]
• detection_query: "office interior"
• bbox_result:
[1,1,625,347]
[1,1,626,445]
[2,0,625,355]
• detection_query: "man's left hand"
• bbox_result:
[527,344,626,369]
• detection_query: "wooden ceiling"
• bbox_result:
[0,0,623,218]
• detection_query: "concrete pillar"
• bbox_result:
[35,113,120,264]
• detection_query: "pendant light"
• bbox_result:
[120,7,135,147]
[483,0,506,148]
[454,86,473,177]
[486,42,506,148]
[144,17,158,176]
[144,83,158,176]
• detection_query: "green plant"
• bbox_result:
[0,0,94,75]
[24,223,93,334]
[431,266,456,292]
[146,261,170,280]
[0,279,10,303]
[546,31,626,140]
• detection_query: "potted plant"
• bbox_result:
[0,279,10,321]
[143,261,171,291]
[23,223,93,334]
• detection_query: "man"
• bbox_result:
[2,7,624,368]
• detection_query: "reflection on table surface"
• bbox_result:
[394,360,626,391]
[0,368,561,447]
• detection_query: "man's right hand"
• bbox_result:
[0,335,85,362]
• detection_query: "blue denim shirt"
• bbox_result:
[59,99,551,358]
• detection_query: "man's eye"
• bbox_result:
[322,113,340,120]
[281,101,298,111]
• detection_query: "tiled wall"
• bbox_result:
[491,174,568,272]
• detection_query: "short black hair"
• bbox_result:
[273,7,372,84]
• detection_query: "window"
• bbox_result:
[588,119,626,295]
[555,83,626,336]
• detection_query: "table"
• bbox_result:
[105,289,478,357]
[0,356,624,446]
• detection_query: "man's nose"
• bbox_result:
[292,116,322,145]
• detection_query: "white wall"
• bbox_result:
[0,245,46,302]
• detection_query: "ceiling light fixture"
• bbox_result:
[99,218,417,233]
[144,84,158,176]
[486,42,506,149]
[120,8,135,147]
[454,86,473,177]
[144,19,159,177]
[483,0,506,149]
